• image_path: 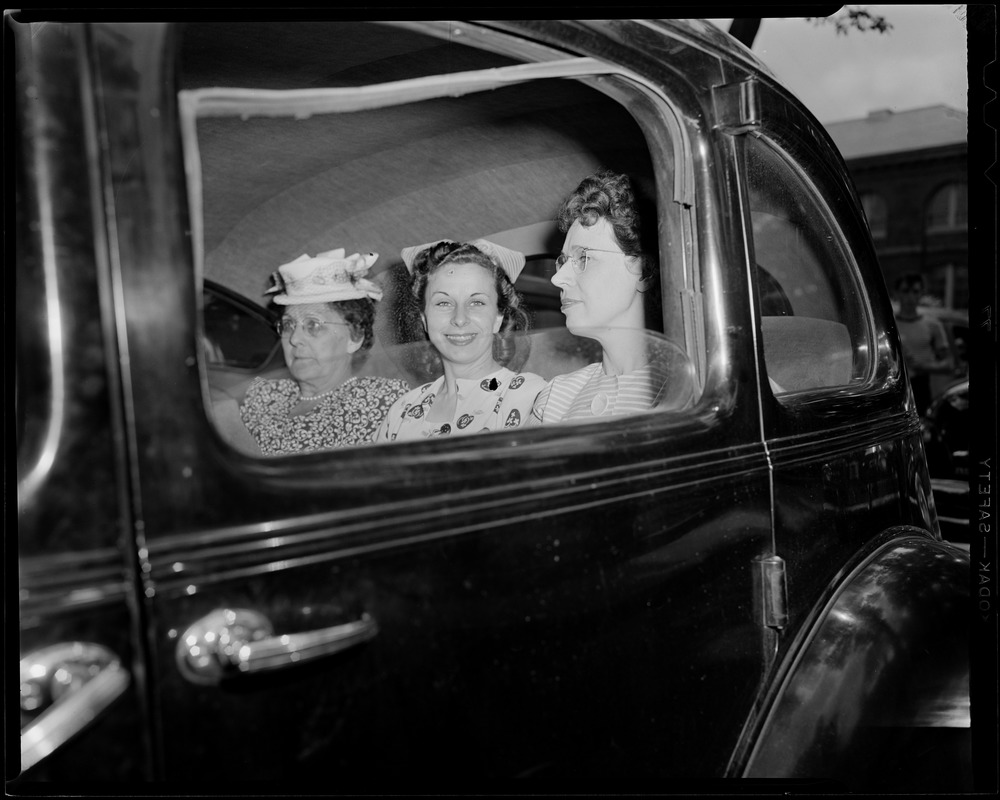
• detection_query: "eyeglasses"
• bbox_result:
[554,245,625,274]
[275,317,350,338]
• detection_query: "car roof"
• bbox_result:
[176,20,786,305]
[180,21,666,302]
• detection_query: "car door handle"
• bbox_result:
[175,607,378,685]
[20,642,130,772]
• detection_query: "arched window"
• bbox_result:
[925,182,967,233]
[860,192,887,239]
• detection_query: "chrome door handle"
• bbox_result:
[20,642,130,772]
[175,607,378,685]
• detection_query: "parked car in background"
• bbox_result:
[891,302,970,404]
[888,302,971,542]
[925,306,970,398]
[14,18,971,792]
[924,378,971,542]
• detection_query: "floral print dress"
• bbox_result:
[375,367,546,442]
[240,375,408,455]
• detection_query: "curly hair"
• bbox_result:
[409,241,531,367]
[327,297,376,351]
[557,170,658,293]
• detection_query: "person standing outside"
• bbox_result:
[893,273,953,414]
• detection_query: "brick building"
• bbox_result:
[825,105,968,310]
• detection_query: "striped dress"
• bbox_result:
[530,361,673,424]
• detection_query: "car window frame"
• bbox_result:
[177,24,720,460]
[723,80,903,436]
[741,133,873,388]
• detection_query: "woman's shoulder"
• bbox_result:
[530,362,600,424]
[548,362,601,388]
[245,376,297,400]
[346,376,411,411]
[386,376,439,405]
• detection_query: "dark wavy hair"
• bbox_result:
[409,240,530,367]
[327,297,376,351]
[557,169,658,294]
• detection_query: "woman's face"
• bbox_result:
[551,217,645,333]
[422,261,503,370]
[279,303,362,385]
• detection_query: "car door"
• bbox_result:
[720,80,936,611]
[13,20,152,782]
[62,19,782,785]
[718,78,970,788]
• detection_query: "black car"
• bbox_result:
[14,18,972,792]
[924,378,971,541]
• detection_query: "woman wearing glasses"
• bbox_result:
[531,170,674,423]
[236,249,409,455]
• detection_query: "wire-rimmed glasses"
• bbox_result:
[554,245,626,274]
[275,317,351,338]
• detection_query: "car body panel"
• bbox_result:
[742,533,970,791]
[14,20,153,781]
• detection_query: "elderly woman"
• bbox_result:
[375,239,546,442]
[234,248,408,455]
[530,170,679,423]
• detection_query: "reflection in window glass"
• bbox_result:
[202,283,281,371]
[744,136,871,396]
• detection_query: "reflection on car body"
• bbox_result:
[14,17,971,791]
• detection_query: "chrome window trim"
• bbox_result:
[739,132,884,395]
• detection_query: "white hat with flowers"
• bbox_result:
[266,248,382,304]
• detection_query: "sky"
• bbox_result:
[707,6,969,124]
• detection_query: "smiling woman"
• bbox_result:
[375,240,547,441]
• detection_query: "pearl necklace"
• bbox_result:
[299,387,338,402]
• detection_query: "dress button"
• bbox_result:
[591,392,609,415]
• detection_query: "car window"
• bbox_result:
[179,22,700,456]
[744,135,872,396]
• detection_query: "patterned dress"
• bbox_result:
[240,375,409,455]
[375,367,547,442]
